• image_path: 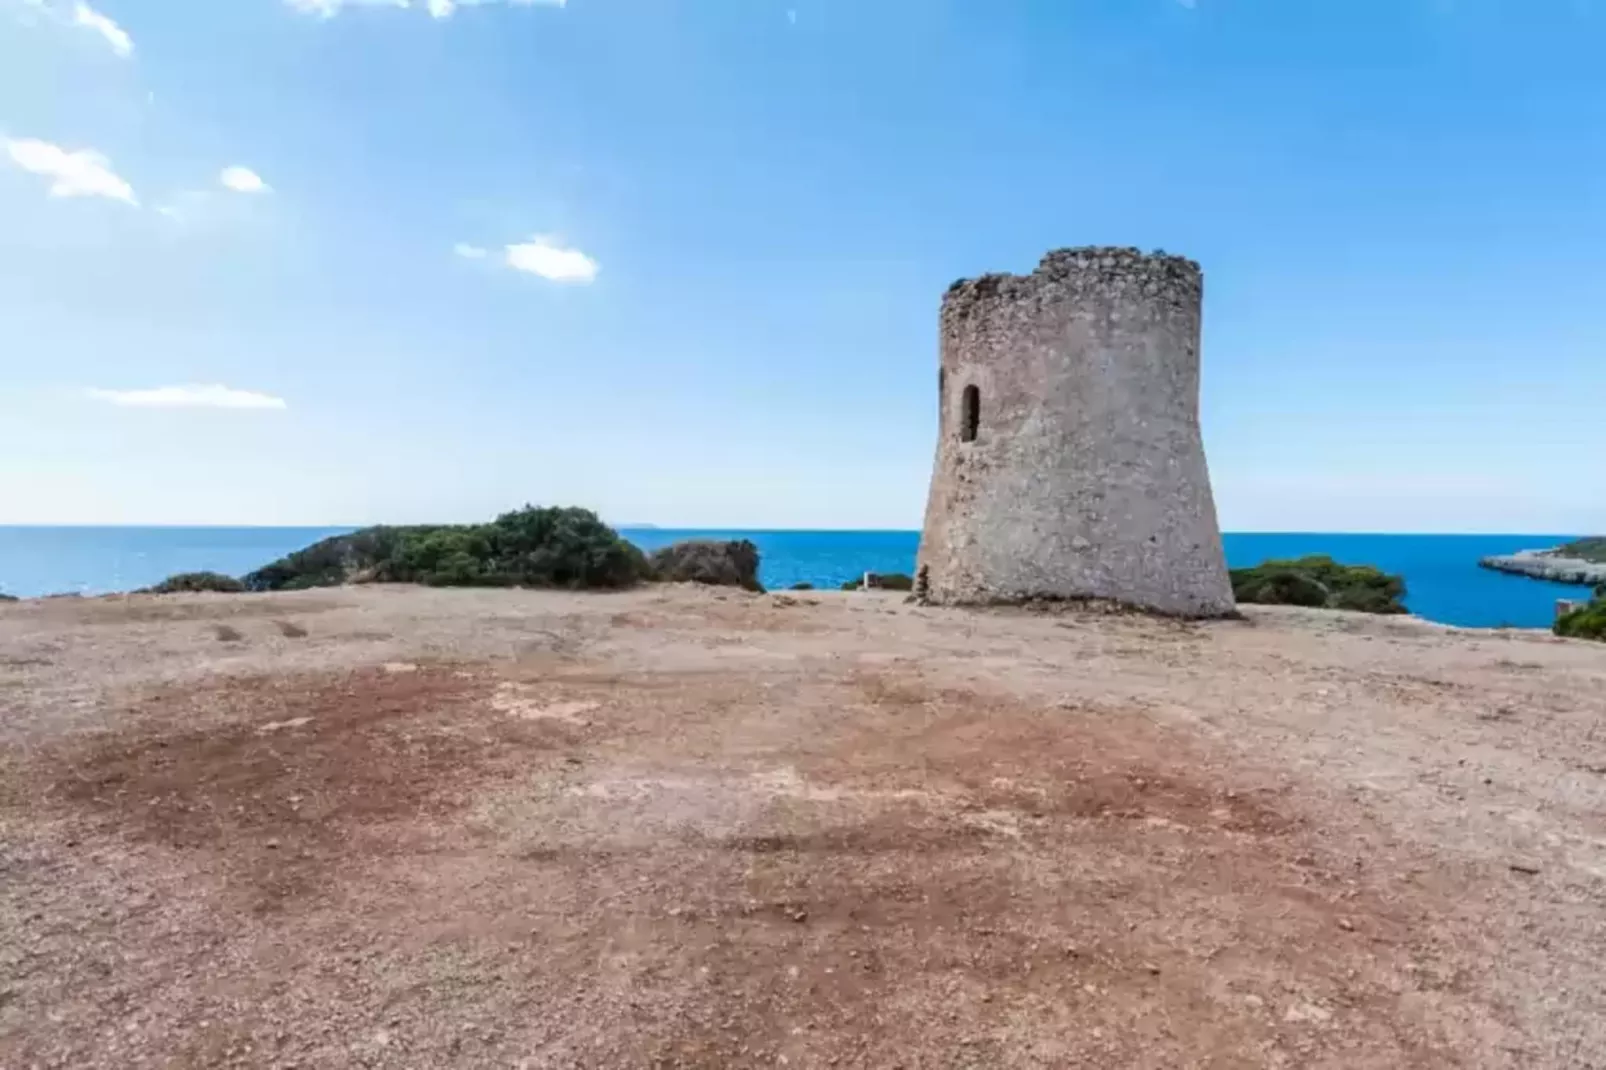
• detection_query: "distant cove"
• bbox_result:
[0,527,1595,630]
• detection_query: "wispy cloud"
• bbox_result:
[219,166,270,194]
[3,137,137,204]
[88,384,288,410]
[504,237,598,283]
[285,0,404,15]
[286,0,565,19]
[71,1,132,56]
[453,242,489,259]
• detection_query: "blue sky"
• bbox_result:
[2,0,1602,532]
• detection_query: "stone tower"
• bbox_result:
[916,246,1234,617]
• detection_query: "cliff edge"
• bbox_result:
[1479,538,1606,585]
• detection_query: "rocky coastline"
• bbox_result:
[1479,549,1606,586]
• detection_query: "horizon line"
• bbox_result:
[0,523,1586,539]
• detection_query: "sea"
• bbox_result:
[0,526,1595,631]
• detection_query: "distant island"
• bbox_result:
[1479,537,1606,586]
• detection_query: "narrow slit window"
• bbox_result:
[960,384,980,443]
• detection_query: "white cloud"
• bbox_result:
[87,384,288,410]
[787,8,797,24]
[72,2,132,56]
[219,166,270,194]
[504,237,598,283]
[285,0,564,18]
[3,137,137,204]
[453,242,488,259]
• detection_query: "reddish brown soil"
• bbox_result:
[1,585,1602,1067]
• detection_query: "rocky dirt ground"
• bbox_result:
[1,584,1604,1068]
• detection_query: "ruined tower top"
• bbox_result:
[944,245,1202,322]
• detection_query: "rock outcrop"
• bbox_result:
[1479,550,1606,587]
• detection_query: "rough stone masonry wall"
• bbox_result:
[916,246,1235,617]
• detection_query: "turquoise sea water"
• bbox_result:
[0,526,1595,630]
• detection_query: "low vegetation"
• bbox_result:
[1555,586,1606,641]
[842,573,915,592]
[1230,555,1407,615]
[647,539,763,592]
[244,507,651,591]
[240,508,771,595]
[242,526,420,591]
[143,571,246,595]
[1551,537,1606,563]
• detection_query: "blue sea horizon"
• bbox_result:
[0,525,1594,630]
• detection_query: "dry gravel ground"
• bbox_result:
[1,585,1604,1069]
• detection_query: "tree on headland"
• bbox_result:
[243,507,651,591]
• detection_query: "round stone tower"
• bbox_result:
[916,246,1234,617]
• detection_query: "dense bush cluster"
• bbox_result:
[244,507,650,591]
[646,539,763,592]
[1555,585,1606,640]
[143,571,246,594]
[1230,555,1407,615]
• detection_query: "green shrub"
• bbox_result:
[1555,600,1606,640]
[841,572,915,592]
[396,526,497,586]
[243,507,650,592]
[0,592,17,603]
[1327,585,1404,614]
[489,506,650,589]
[1554,537,1606,564]
[144,571,246,594]
[1555,580,1606,640]
[1233,568,1328,608]
[647,539,763,592]
[789,582,815,591]
[243,526,421,591]
[1230,556,1406,615]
